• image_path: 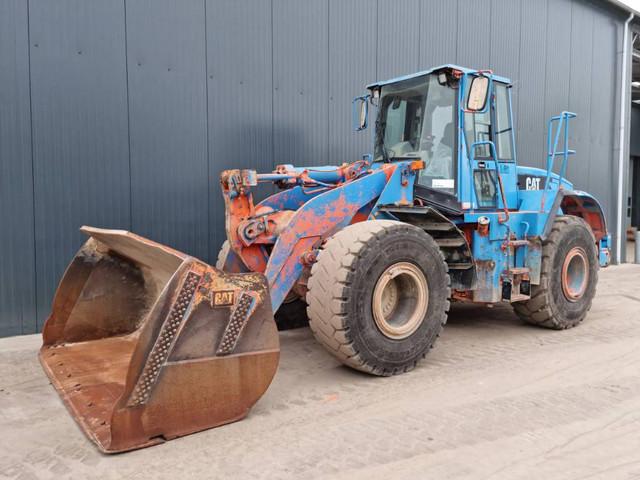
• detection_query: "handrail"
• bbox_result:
[541,111,576,210]
[470,140,509,223]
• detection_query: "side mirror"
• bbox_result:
[352,95,369,131]
[466,76,490,112]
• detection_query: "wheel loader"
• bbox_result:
[40,65,611,452]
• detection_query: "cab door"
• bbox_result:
[463,81,517,210]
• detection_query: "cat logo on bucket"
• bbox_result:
[213,290,235,307]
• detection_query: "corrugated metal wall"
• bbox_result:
[0,0,627,337]
[0,0,36,336]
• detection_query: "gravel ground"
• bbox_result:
[1,264,640,480]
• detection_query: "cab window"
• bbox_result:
[416,85,456,193]
[494,84,513,161]
[464,81,513,161]
[374,74,457,195]
[464,108,491,159]
[463,76,491,159]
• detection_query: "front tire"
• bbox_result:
[513,216,599,329]
[306,220,450,376]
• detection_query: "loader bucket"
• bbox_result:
[39,226,279,453]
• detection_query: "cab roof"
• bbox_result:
[366,64,512,90]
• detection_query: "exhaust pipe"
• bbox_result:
[39,227,279,453]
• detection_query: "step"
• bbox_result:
[508,267,530,275]
[509,293,531,303]
[447,262,474,270]
[420,222,456,231]
[435,238,466,248]
[507,240,530,247]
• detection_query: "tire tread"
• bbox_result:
[307,220,450,375]
[513,215,598,330]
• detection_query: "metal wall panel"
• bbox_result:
[206,0,274,254]
[588,12,618,223]
[420,0,458,67]
[126,0,209,260]
[517,0,549,167]
[457,0,491,69]
[489,0,521,131]
[328,0,376,164]
[0,0,36,336]
[376,0,421,79]
[567,1,595,188]
[273,0,329,167]
[29,0,130,328]
[489,0,522,75]
[543,0,572,157]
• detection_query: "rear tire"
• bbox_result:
[307,220,450,376]
[513,216,598,329]
[216,240,308,330]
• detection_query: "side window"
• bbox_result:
[430,105,454,151]
[381,97,423,155]
[463,75,492,159]
[494,84,513,161]
[464,109,491,158]
[473,170,497,207]
[383,100,407,147]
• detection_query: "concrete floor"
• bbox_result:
[2,265,640,480]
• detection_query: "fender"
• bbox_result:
[542,189,608,242]
[378,205,476,290]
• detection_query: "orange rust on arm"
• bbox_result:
[221,170,269,272]
[381,163,397,181]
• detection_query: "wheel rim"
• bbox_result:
[561,246,589,302]
[372,262,429,340]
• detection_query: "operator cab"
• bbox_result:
[363,66,516,215]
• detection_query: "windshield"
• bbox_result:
[374,74,457,194]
